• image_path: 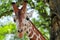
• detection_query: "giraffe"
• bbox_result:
[12,0,46,40]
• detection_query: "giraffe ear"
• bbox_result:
[27,9,34,18]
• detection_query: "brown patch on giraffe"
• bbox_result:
[28,29,33,37]
[30,35,37,40]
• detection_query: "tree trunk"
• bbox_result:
[49,0,60,40]
[44,0,60,40]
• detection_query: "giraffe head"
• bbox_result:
[12,0,34,38]
[12,1,27,38]
[12,1,46,40]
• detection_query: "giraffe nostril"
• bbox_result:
[26,31,28,33]
[18,30,20,32]
[18,29,23,33]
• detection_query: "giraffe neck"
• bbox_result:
[24,19,46,40]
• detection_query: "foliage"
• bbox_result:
[0,22,16,40]
[0,0,13,17]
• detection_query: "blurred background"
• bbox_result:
[0,0,50,40]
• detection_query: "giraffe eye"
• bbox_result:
[26,17,29,20]
[14,19,16,22]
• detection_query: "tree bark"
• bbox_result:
[49,0,60,40]
[44,0,60,40]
